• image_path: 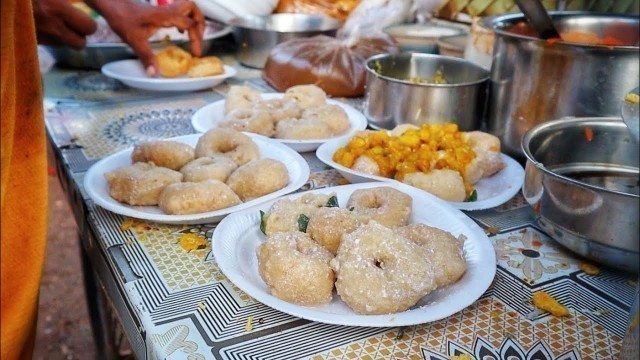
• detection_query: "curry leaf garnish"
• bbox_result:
[297,214,310,233]
[259,210,267,235]
[464,189,478,202]
[325,195,339,208]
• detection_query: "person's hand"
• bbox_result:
[33,0,98,49]
[88,0,205,76]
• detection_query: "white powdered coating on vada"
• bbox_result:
[275,117,332,140]
[402,169,466,202]
[180,155,238,183]
[158,179,241,215]
[307,207,362,255]
[257,231,335,306]
[302,104,350,136]
[284,84,327,109]
[396,224,467,288]
[346,187,412,228]
[226,158,289,201]
[131,140,195,171]
[219,108,275,137]
[253,98,302,123]
[195,128,259,166]
[263,193,333,235]
[105,162,183,206]
[330,222,436,315]
[224,85,262,114]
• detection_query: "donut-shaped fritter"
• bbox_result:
[302,104,350,135]
[330,221,436,314]
[187,56,224,78]
[402,169,466,202]
[307,207,362,255]
[179,155,238,183]
[395,224,467,288]
[264,193,333,235]
[224,85,262,114]
[158,179,241,215]
[195,128,259,166]
[156,45,192,78]
[462,131,505,184]
[275,117,332,140]
[105,162,183,206]
[219,108,275,137]
[346,187,412,228]
[253,98,302,123]
[257,231,335,306]
[131,140,195,171]
[284,84,327,109]
[226,158,289,201]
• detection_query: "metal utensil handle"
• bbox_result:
[515,0,561,39]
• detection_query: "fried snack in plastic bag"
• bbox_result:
[275,0,362,21]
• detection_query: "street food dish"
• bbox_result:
[83,132,310,224]
[345,187,412,228]
[158,179,242,215]
[105,162,183,206]
[226,158,290,201]
[211,182,496,326]
[316,126,525,211]
[155,46,225,79]
[195,128,259,166]
[179,155,238,183]
[191,91,367,152]
[131,140,195,170]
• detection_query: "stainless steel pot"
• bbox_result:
[485,12,640,159]
[522,117,639,273]
[364,53,489,131]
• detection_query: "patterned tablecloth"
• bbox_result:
[43,58,639,360]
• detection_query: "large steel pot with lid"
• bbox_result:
[484,12,639,159]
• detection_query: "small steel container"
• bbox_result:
[522,117,639,273]
[363,53,489,131]
[230,13,342,69]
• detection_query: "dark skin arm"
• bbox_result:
[33,0,204,76]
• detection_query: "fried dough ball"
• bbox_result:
[396,224,467,288]
[307,207,362,255]
[462,131,506,184]
[275,117,332,140]
[105,162,183,206]
[330,222,436,314]
[156,45,192,78]
[158,179,241,215]
[179,155,238,183]
[224,85,262,114]
[346,187,412,228]
[302,104,350,135]
[263,193,333,235]
[226,158,289,201]
[253,98,302,123]
[131,140,195,171]
[187,56,224,78]
[219,108,275,137]
[402,169,466,202]
[352,155,380,176]
[257,231,335,306]
[195,128,259,166]
[284,84,327,109]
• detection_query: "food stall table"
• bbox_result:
[43,55,638,360]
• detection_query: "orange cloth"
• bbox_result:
[1,0,48,358]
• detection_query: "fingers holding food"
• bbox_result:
[155,45,192,78]
[105,162,183,206]
[158,179,241,215]
[131,140,195,171]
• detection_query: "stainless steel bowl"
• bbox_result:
[485,12,640,160]
[522,117,639,273]
[230,13,342,69]
[364,53,489,131]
